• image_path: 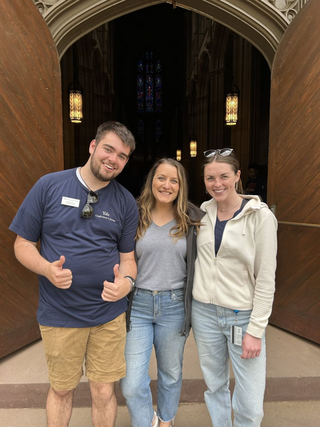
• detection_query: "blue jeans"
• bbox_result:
[192,299,266,427]
[120,288,186,427]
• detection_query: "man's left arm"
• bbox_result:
[101,251,137,302]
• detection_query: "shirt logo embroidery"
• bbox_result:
[95,211,116,222]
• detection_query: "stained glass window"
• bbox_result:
[137,59,143,73]
[155,60,162,114]
[155,79,162,113]
[145,50,154,113]
[146,75,154,113]
[137,59,144,113]
[155,118,162,142]
[137,50,162,146]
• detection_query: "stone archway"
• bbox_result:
[36,0,291,68]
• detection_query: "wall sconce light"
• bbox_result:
[69,82,83,124]
[190,138,197,157]
[176,149,182,161]
[225,85,239,126]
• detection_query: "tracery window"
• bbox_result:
[136,50,162,147]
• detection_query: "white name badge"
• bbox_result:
[61,196,80,208]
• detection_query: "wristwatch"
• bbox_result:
[124,275,136,292]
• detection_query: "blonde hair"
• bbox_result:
[136,158,198,241]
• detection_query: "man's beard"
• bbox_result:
[89,154,119,182]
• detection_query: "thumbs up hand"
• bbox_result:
[101,264,131,302]
[46,255,73,289]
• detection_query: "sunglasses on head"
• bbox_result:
[81,191,99,218]
[203,148,233,158]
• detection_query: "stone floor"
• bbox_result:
[1,325,320,426]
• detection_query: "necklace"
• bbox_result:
[79,167,92,191]
[218,199,241,213]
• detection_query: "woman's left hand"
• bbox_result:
[241,333,261,359]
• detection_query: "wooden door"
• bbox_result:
[0,0,63,358]
[268,0,320,343]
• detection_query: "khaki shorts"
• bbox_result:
[39,313,126,391]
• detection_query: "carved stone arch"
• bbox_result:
[210,24,232,71]
[42,0,288,68]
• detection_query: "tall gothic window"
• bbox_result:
[137,59,144,114]
[145,50,154,113]
[136,50,162,147]
[155,60,162,114]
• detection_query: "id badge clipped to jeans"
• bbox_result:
[230,310,242,346]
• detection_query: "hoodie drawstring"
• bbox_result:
[242,215,247,235]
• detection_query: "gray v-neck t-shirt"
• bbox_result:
[135,220,187,291]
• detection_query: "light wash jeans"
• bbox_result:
[120,288,186,427]
[192,299,266,427]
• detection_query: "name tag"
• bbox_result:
[61,196,80,208]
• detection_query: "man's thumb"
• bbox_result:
[113,263,120,279]
[55,255,65,268]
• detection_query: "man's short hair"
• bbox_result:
[95,121,136,155]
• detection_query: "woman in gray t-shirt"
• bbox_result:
[120,158,202,427]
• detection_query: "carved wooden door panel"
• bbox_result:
[0,0,63,357]
[268,0,320,343]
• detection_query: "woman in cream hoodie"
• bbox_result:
[192,148,277,427]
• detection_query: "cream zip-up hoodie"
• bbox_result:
[193,195,277,338]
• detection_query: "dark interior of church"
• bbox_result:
[60,3,271,205]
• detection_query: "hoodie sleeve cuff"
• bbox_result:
[246,322,267,339]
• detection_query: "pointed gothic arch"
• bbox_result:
[39,0,289,68]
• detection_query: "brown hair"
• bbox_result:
[202,149,244,193]
[94,121,136,154]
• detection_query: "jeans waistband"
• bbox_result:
[134,287,183,296]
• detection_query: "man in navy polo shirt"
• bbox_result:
[10,121,139,427]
